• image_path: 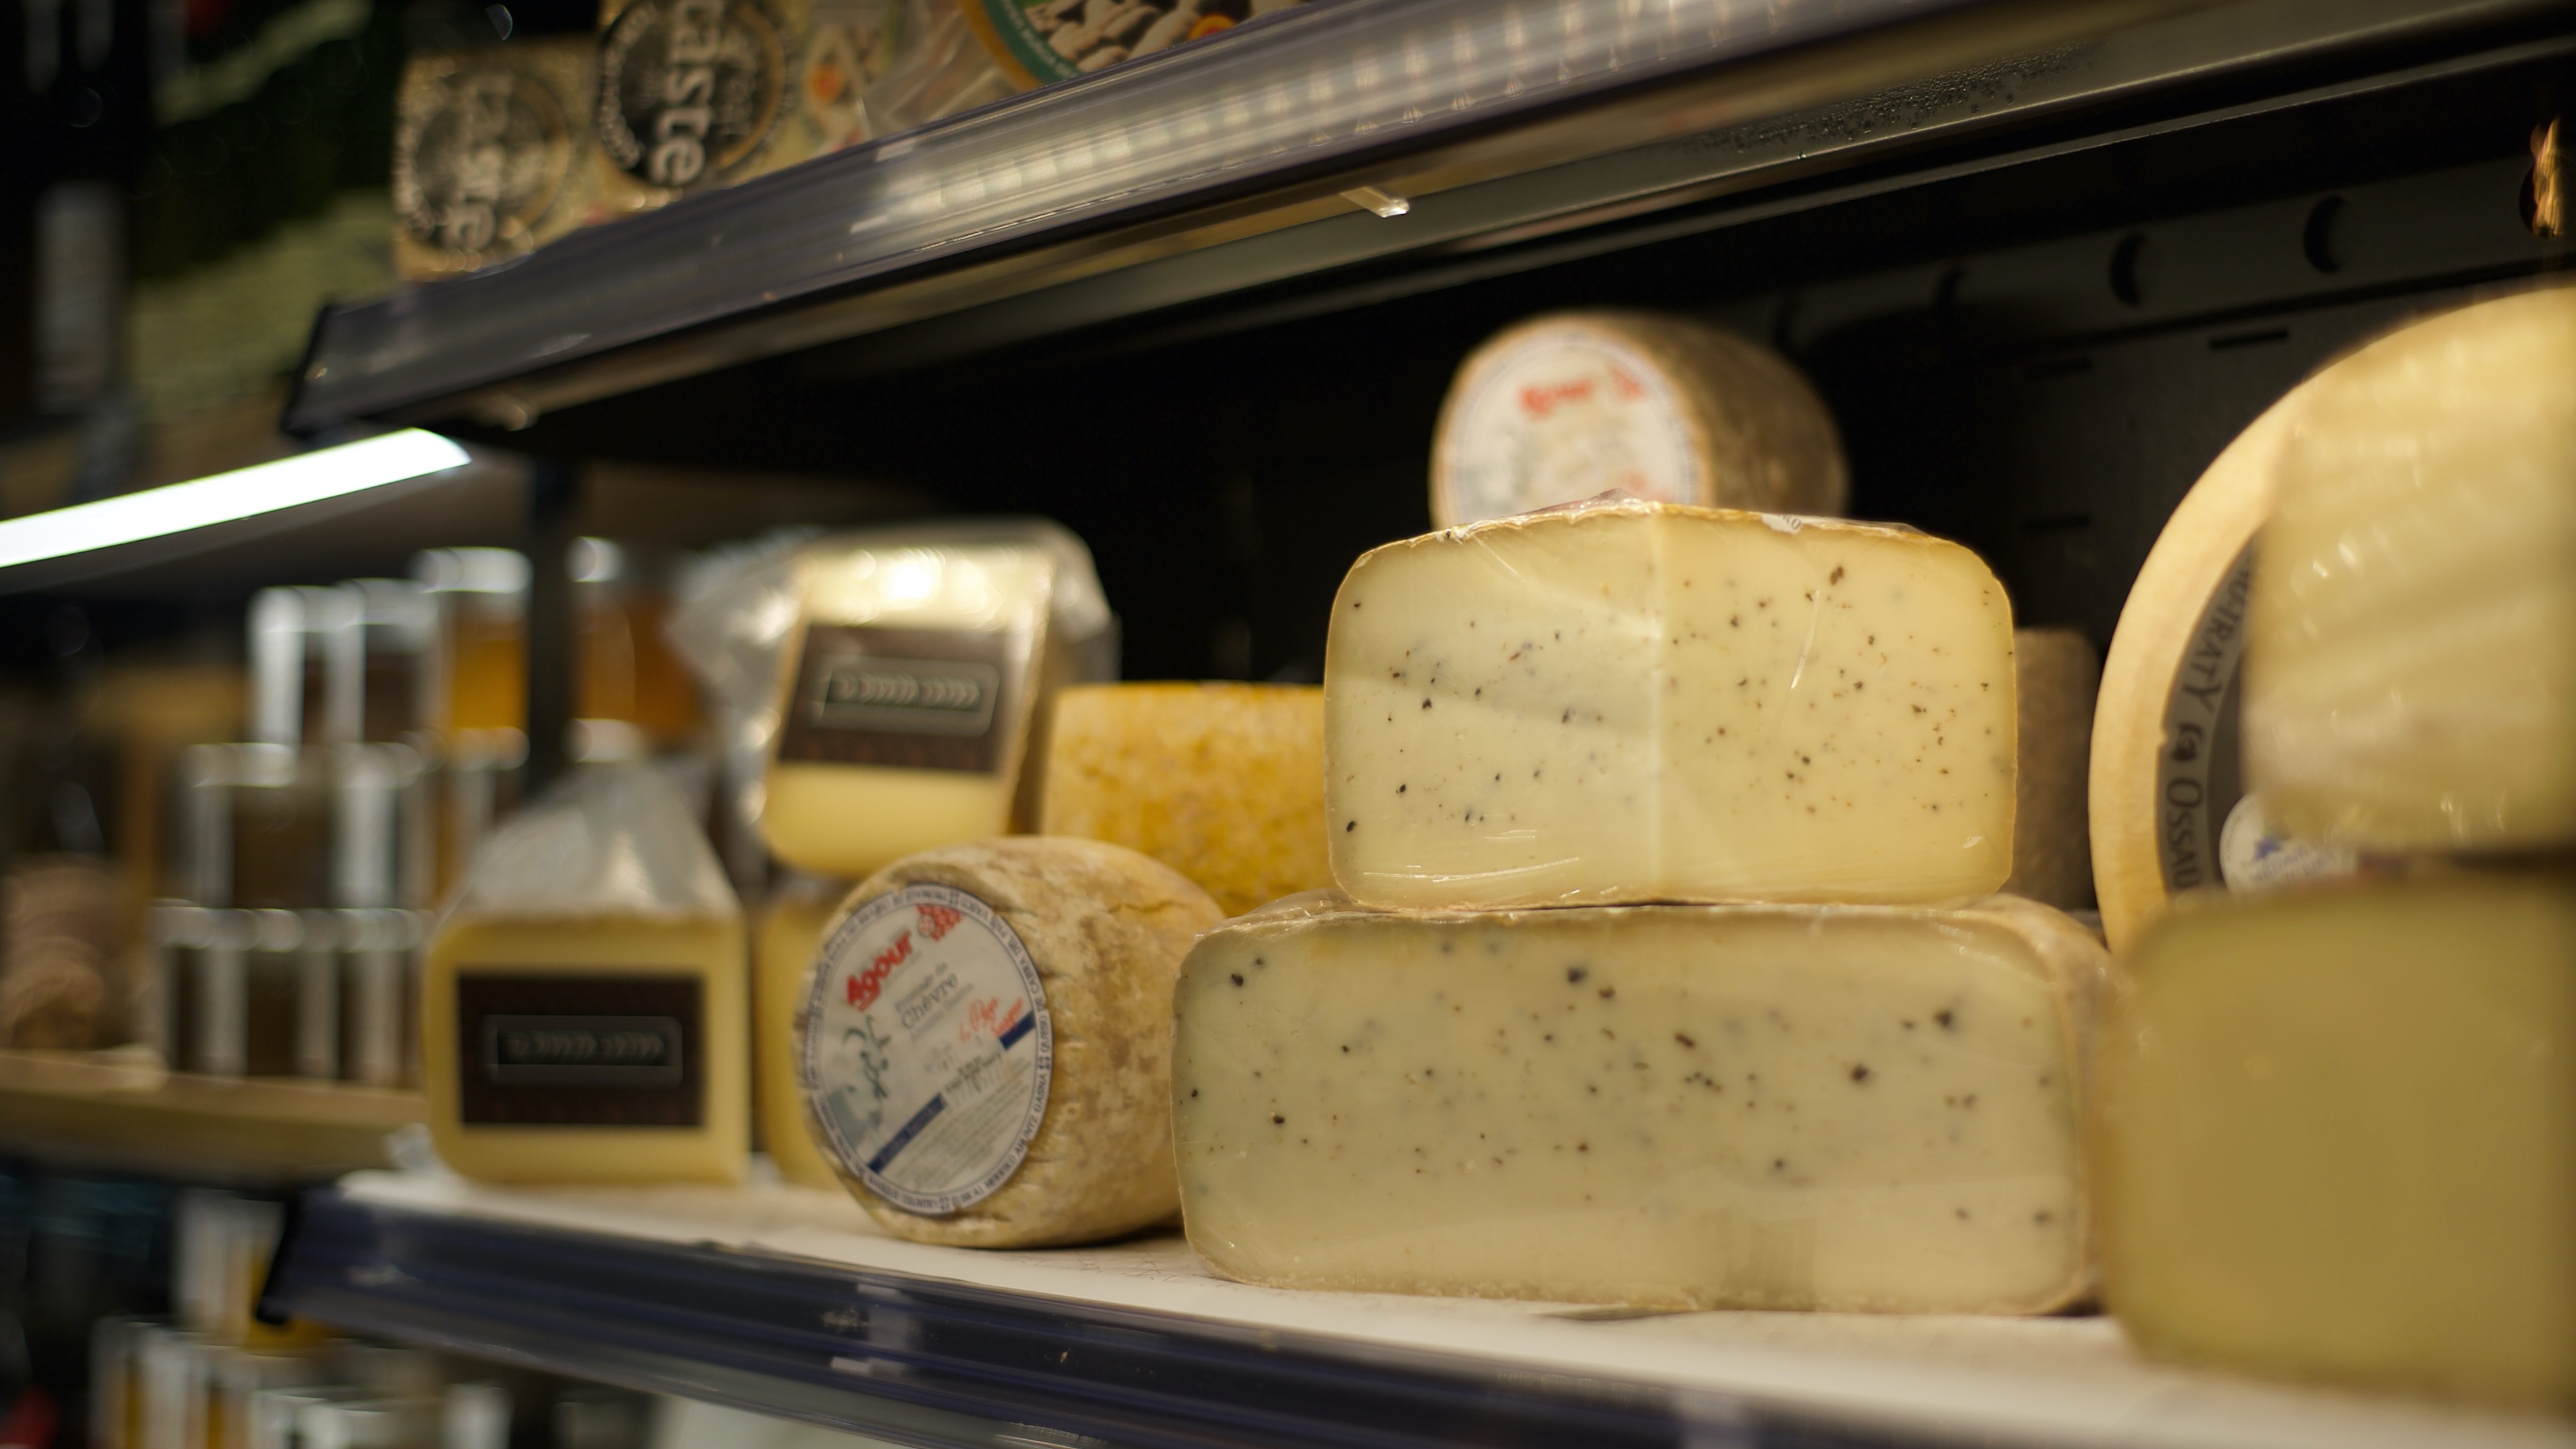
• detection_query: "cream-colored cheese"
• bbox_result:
[2007,628,2099,910]
[1038,683,1328,917]
[2245,285,2576,853]
[797,837,1222,1247]
[1173,893,2101,1312]
[2099,875,2576,1409]
[1431,312,1848,529]
[1326,500,2016,909]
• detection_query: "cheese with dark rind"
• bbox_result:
[1431,311,1848,529]
[2007,628,2100,910]
[796,837,1222,1247]
[1038,683,1328,917]
[1173,892,2104,1312]
[2098,874,2576,1409]
[1326,499,2016,909]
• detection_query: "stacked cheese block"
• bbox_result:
[2095,285,2576,1409]
[1173,496,2114,1313]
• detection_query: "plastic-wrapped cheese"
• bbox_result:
[1037,683,1329,917]
[1174,893,2105,1312]
[1326,498,2017,909]
[2098,874,2576,1409]
[1431,312,1848,529]
[2244,285,2576,853]
[761,522,1114,880]
[794,837,1222,1247]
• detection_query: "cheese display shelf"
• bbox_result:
[0,1049,418,1187]
[285,0,2559,439]
[266,1173,2576,1449]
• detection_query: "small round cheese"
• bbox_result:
[795,837,1223,1247]
[1430,311,1848,529]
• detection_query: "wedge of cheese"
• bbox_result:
[1173,893,2103,1312]
[2245,284,2576,853]
[2098,875,2576,1409]
[1038,683,1329,917]
[1326,500,2017,909]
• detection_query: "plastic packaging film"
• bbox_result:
[756,519,1115,880]
[1171,890,2107,1313]
[2243,283,2576,854]
[1324,496,2015,910]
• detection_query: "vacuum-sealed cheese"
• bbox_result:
[2098,874,2576,1408]
[1431,311,1847,530]
[1326,498,2016,909]
[1037,683,1328,917]
[2244,285,2576,854]
[422,762,747,1183]
[1174,892,2104,1312]
[795,837,1221,1247]
[760,522,1113,880]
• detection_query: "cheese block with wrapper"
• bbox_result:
[762,522,1114,880]
[1326,498,2017,909]
[1173,892,2105,1312]
[422,761,748,1183]
[797,837,1222,1247]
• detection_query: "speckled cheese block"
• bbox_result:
[1038,683,1330,917]
[2099,875,2576,1409]
[1173,893,2105,1313]
[1325,500,2018,909]
[795,838,1223,1247]
[2245,285,2576,853]
[2005,628,2100,910]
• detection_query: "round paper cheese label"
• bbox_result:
[1437,331,1702,528]
[2219,793,2359,891]
[595,0,788,190]
[395,58,577,255]
[801,882,1051,1215]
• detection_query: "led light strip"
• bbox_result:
[0,430,472,571]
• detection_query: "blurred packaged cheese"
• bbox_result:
[392,40,599,281]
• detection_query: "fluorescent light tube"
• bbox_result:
[0,430,473,570]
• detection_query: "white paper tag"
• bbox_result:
[800,882,1051,1215]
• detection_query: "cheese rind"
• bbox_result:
[2098,876,2576,1408]
[2244,286,2576,852]
[1326,500,2017,909]
[753,878,848,1189]
[2007,628,2099,910]
[1431,312,1848,529]
[1173,893,2103,1312]
[797,837,1222,1247]
[1037,683,1328,917]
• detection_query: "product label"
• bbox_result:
[455,973,703,1126]
[2219,793,2361,891]
[774,624,1020,772]
[395,56,577,255]
[800,883,1051,1215]
[1439,332,1702,528]
[798,0,893,150]
[2154,539,2252,896]
[595,0,788,190]
[962,0,1297,87]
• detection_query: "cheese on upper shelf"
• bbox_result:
[392,40,597,281]
[1431,311,1848,529]
[2243,285,2576,854]
[1037,683,1328,917]
[760,522,1113,880]
[796,837,1222,1247]
[1173,893,2104,1313]
[1326,498,2016,909]
[2098,875,2576,1409]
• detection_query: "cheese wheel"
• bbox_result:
[1430,312,1848,529]
[1175,892,2106,1313]
[2007,628,2100,910]
[1037,683,1329,917]
[794,837,1223,1247]
[753,876,849,1190]
[2244,285,2576,852]
[2091,377,2329,955]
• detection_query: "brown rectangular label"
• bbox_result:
[455,974,703,1127]
[774,624,1022,773]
